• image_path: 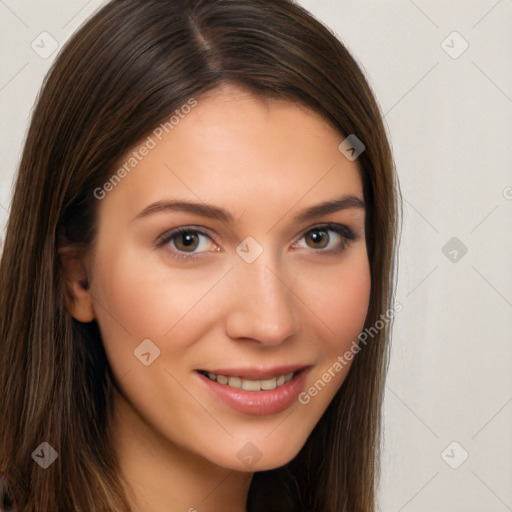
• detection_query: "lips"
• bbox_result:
[195,365,311,415]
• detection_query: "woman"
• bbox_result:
[0,0,402,510]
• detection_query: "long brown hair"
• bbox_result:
[0,0,402,510]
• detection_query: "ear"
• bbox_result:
[57,245,95,323]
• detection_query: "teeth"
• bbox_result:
[228,376,242,389]
[260,377,277,390]
[242,379,261,391]
[217,375,228,385]
[204,371,295,391]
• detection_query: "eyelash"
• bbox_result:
[154,223,357,262]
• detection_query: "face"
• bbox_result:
[79,84,371,472]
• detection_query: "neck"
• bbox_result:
[110,387,253,512]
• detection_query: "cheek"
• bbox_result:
[327,267,371,346]
[89,241,228,380]
[91,242,212,337]
[299,249,371,355]
[293,252,371,421]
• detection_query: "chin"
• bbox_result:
[205,434,307,473]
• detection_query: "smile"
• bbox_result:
[196,366,311,415]
[200,371,295,391]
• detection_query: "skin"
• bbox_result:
[60,83,371,512]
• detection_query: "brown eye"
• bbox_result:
[155,227,215,257]
[294,224,355,254]
[304,229,330,249]
[173,231,201,252]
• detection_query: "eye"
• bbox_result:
[155,222,357,262]
[155,226,217,260]
[293,223,355,253]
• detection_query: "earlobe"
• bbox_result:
[57,246,95,323]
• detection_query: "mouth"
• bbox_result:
[196,369,302,391]
[195,366,311,415]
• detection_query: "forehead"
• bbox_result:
[97,85,364,225]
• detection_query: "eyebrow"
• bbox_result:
[132,195,366,225]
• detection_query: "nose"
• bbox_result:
[224,253,300,346]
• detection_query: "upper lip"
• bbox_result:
[197,365,310,380]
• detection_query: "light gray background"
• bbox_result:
[1,1,511,511]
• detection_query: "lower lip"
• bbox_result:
[196,369,309,416]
